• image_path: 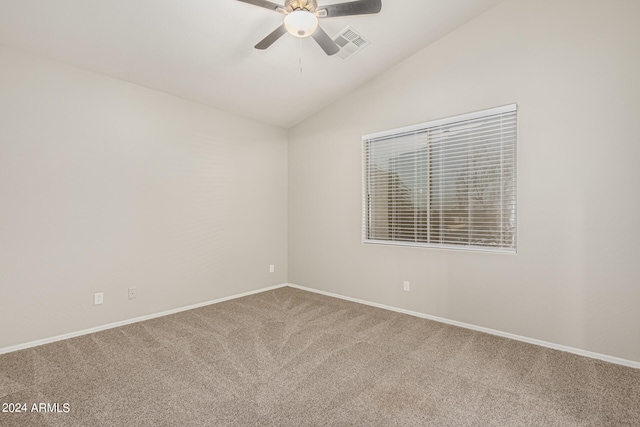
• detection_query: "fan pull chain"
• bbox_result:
[299,39,303,74]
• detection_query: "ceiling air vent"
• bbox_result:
[333,26,370,60]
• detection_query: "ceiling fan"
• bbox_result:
[235,0,382,55]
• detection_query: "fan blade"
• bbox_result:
[318,0,382,18]
[312,26,340,56]
[234,0,286,13]
[255,24,288,50]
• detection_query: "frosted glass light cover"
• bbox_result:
[284,11,318,38]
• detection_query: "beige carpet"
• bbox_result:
[0,286,638,426]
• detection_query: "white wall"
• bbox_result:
[288,0,640,363]
[0,47,288,350]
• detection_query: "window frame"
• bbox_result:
[362,104,517,254]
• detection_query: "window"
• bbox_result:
[362,104,517,253]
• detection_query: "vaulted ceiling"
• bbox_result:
[0,0,504,128]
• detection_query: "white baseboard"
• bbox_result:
[0,283,288,355]
[286,283,640,369]
[4,282,638,369]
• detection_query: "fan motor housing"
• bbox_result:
[285,0,318,12]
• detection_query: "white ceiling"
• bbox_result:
[0,0,504,128]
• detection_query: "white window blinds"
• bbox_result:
[362,104,517,253]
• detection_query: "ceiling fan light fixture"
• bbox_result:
[284,10,318,38]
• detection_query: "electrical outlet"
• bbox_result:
[94,292,104,305]
[403,281,410,292]
[128,287,137,299]
[269,264,275,273]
